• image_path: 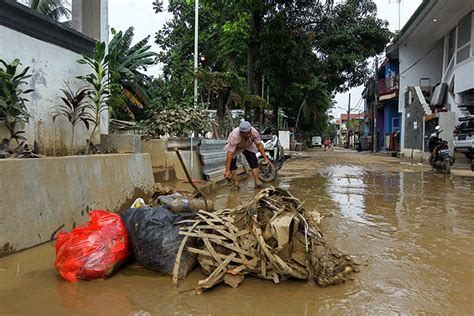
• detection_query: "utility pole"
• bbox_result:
[346,93,351,148]
[372,56,378,153]
[389,0,402,31]
[191,0,199,178]
[193,0,199,105]
[398,0,401,31]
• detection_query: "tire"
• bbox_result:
[465,153,473,160]
[259,161,276,182]
[429,157,435,169]
[444,159,451,174]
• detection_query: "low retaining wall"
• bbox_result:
[0,154,155,257]
[142,138,203,181]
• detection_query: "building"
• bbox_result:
[386,0,474,158]
[0,0,109,154]
[376,58,401,151]
[339,113,364,148]
[362,58,401,152]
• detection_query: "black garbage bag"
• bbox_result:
[121,207,197,278]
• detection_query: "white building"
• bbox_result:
[0,0,108,154]
[387,0,474,158]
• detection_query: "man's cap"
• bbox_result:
[239,121,252,132]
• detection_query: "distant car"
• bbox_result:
[311,136,322,148]
[453,116,474,160]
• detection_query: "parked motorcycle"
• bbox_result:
[426,126,455,174]
[256,127,285,181]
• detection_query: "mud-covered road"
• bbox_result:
[1,149,473,315]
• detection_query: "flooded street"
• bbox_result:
[1,150,473,315]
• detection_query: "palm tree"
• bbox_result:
[23,0,71,21]
[292,76,333,149]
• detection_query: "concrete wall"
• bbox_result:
[72,0,109,42]
[403,98,425,153]
[142,139,204,181]
[0,154,154,257]
[0,26,109,154]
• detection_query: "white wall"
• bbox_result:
[279,131,290,150]
[0,26,108,154]
[398,38,443,152]
[398,38,444,113]
[454,59,474,94]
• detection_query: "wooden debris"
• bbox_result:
[173,187,358,292]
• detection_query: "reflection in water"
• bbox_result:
[0,160,473,315]
[326,165,369,224]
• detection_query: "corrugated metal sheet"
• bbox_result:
[199,139,246,182]
[199,139,228,182]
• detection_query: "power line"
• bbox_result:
[399,44,438,75]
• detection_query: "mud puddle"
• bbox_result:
[1,151,473,314]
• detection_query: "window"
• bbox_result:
[456,12,472,64]
[457,13,472,49]
[392,117,400,131]
[447,28,456,64]
[444,12,473,75]
[457,46,470,64]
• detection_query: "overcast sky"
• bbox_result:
[108,0,423,119]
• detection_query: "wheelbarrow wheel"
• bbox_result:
[259,161,276,182]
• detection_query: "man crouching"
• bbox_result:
[224,121,270,188]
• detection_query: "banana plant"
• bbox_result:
[23,0,71,21]
[108,27,157,120]
[52,84,92,155]
[0,58,34,147]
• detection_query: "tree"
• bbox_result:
[153,0,391,138]
[23,0,71,21]
[314,0,392,92]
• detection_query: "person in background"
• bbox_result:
[323,137,330,151]
[224,121,269,188]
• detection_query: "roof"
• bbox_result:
[340,113,364,121]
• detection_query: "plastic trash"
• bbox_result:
[121,206,197,278]
[131,198,147,209]
[54,210,129,282]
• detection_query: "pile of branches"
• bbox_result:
[173,187,358,293]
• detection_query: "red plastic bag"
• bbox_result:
[55,210,129,282]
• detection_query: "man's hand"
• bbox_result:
[224,170,231,179]
[261,154,270,165]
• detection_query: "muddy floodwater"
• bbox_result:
[1,150,473,315]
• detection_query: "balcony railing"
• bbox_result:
[378,76,399,96]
